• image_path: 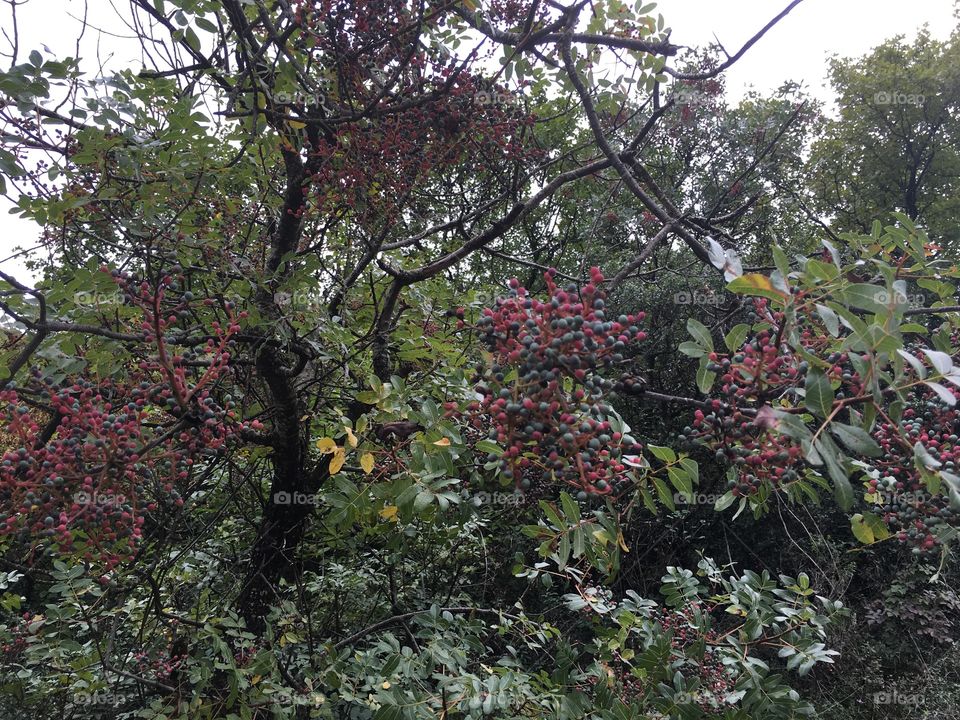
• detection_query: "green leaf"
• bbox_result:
[863,512,890,540]
[924,381,957,406]
[413,489,435,512]
[815,437,853,510]
[850,514,875,544]
[714,491,736,511]
[772,244,790,277]
[648,445,677,463]
[841,283,887,313]
[922,348,953,375]
[475,440,501,455]
[815,304,840,337]
[696,357,716,394]
[686,318,713,351]
[679,457,699,485]
[829,423,881,457]
[914,441,943,470]
[678,341,706,358]
[560,491,581,524]
[195,16,218,32]
[652,477,675,511]
[667,466,693,501]
[640,486,658,514]
[804,369,834,418]
[724,324,749,352]
[184,27,202,52]
[539,500,564,528]
[822,239,841,268]
[897,349,927,379]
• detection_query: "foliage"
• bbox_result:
[0,1,957,719]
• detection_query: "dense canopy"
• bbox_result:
[0,1,959,719]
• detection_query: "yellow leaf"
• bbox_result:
[344,426,358,448]
[379,505,399,522]
[617,530,630,553]
[433,437,451,446]
[726,273,789,301]
[288,120,306,130]
[316,437,337,454]
[252,675,262,685]
[329,447,346,474]
[360,452,375,474]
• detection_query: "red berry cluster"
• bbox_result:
[487,0,542,25]
[0,611,33,659]
[282,2,542,229]
[131,647,187,683]
[680,300,871,497]
[0,269,259,568]
[866,384,960,552]
[680,301,960,552]
[650,605,731,711]
[305,73,538,225]
[610,604,731,712]
[466,268,647,497]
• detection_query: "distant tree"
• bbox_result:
[808,28,960,243]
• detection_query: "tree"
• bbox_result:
[808,27,960,243]
[0,1,958,718]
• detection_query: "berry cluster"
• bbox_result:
[679,303,813,495]
[649,605,731,711]
[466,268,647,496]
[680,300,875,496]
[678,300,960,552]
[866,386,960,552]
[305,73,538,225]
[0,611,33,659]
[131,647,187,683]
[606,603,731,712]
[0,269,258,568]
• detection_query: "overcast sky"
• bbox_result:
[1,0,957,281]
[659,0,956,102]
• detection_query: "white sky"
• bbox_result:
[658,0,957,103]
[0,0,957,282]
